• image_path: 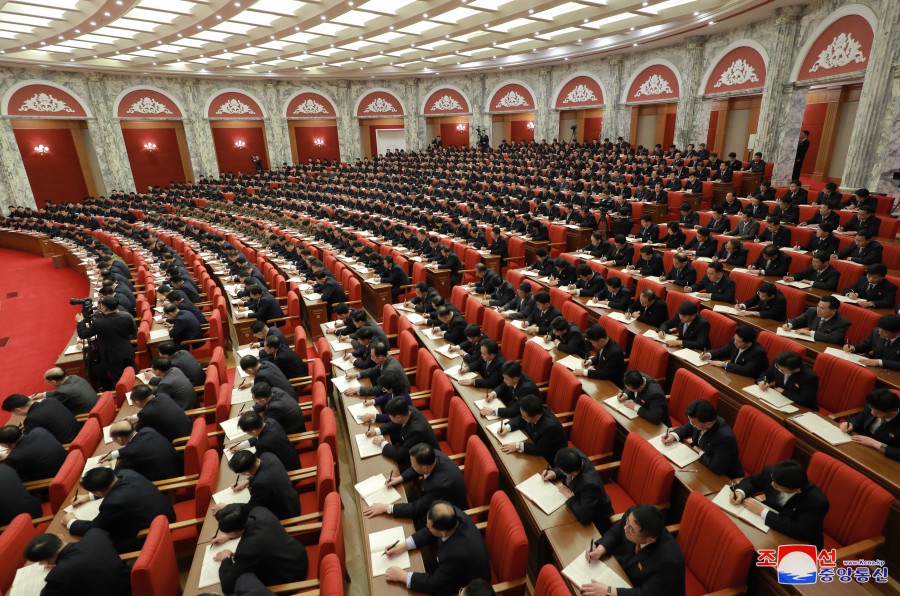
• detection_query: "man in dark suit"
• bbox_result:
[785,250,840,291]
[845,315,900,370]
[223,451,301,520]
[149,357,199,410]
[312,268,347,317]
[528,248,556,277]
[0,425,66,482]
[239,355,297,399]
[380,255,412,303]
[2,393,80,444]
[688,262,735,302]
[384,501,491,595]
[244,285,285,327]
[76,296,136,389]
[793,131,810,180]
[703,325,769,378]
[586,504,685,596]
[772,196,800,225]
[213,505,308,595]
[841,389,900,461]
[483,275,515,308]
[106,420,183,482]
[479,360,539,419]
[758,217,792,247]
[365,444,467,528]
[24,529,132,596]
[785,180,810,206]
[129,384,193,443]
[157,341,205,387]
[664,399,743,477]
[603,276,633,310]
[235,411,301,471]
[836,230,883,266]
[499,395,567,464]
[549,257,578,286]
[783,296,850,345]
[162,303,202,349]
[367,398,439,472]
[436,245,463,286]
[626,288,669,328]
[662,253,697,287]
[757,350,819,410]
[602,235,634,267]
[525,292,561,335]
[717,237,749,266]
[631,245,665,277]
[619,370,671,426]
[798,223,839,254]
[635,215,660,243]
[575,325,626,386]
[736,282,787,321]
[471,263,498,294]
[346,343,410,397]
[38,368,98,416]
[459,339,506,389]
[572,265,607,298]
[658,301,710,350]
[250,382,306,434]
[408,282,441,314]
[544,447,614,532]
[261,336,308,379]
[751,245,792,278]
[502,282,537,321]
[844,264,897,309]
[436,306,468,344]
[732,459,829,549]
[63,467,176,553]
[0,464,42,525]
[489,226,509,263]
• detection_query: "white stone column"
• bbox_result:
[875,66,900,198]
[603,59,625,140]
[770,87,808,186]
[261,82,289,168]
[82,75,131,193]
[402,79,424,153]
[534,69,554,142]
[0,117,35,211]
[334,81,360,162]
[754,5,805,175]
[468,75,488,147]
[840,0,900,190]
[180,81,218,179]
[674,36,707,149]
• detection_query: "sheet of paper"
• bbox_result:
[395,303,416,313]
[212,486,251,505]
[422,327,444,341]
[64,343,83,356]
[348,402,379,424]
[369,527,411,577]
[8,564,49,596]
[103,424,113,444]
[603,396,638,420]
[329,337,355,352]
[562,555,631,590]
[354,474,402,506]
[607,312,630,323]
[790,412,852,445]
[224,446,255,461]
[557,354,585,371]
[333,375,361,394]
[355,433,384,459]
[776,327,814,342]
[444,365,478,382]
[149,328,170,341]
[323,320,340,330]
[711,486,770,533]
[643,329,677,343]
[84,454,114,473]
[510,319,526,329]
[64,497,103,521]
[673,348,708,367]
[232,384,254,404]
[198,538,242,589]
[405,313,426,325]
[712,305,741,315]
[777,280,813,289]
[333,356,356,371]
[528,336,555,350]
[435,344,463,360]
[693,256,713,263]
[649,434,703,468]
[486,421,528,445]
[742,384,794,408]
[823,347,867,367]
[831,294,860,304]
[236,346,257,359]
[473,399,500,421]
[516,473,569,515]
[219,417,250,442]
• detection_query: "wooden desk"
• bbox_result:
[740,172,762,197]
[710,182,731,205]
[544,522,633,594]
[426,266,452,299]
[299,292,328,340]
[0,229,54,256]
[525,240,549,265]
[482,253,501,274]
[641,202,669,225]
[566,226,594,253]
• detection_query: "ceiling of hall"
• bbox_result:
[0,0,791,79]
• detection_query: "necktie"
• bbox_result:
[683,323,689,335]
[634,543,640,555]
[868,283,875,293]
[735,348,745,362]
[817,318,825,331]
[869,418,883,434]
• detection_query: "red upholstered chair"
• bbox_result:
[548,224,568,257]
[463,435,498,509]
[88,391,117,426]
[313,338,332,385]
[730,271,763,304]
[667,369,718,428]
[507,236,526,270]
[587,260,608,277]
[533,564,569,596]
[313,553,344,595]
[635,277,667,302]
[309,381,327,431]
[599,433,674,520]
[301,491,345,582]
[807,452,892,560]
[131,515,179,596]
[522,341,553,386]
[48,449,85,511]
[484,492,528,595]
[665,291,702,319]
[605,268,635,290]
[397,316,413,344]
[0,514,40,593]
[298,444,336,516]
[839,304,880,345]
[733,406,796,477]
[208,346,227,385]
[677,491,755,596]
[628,334,668,382]
[549,287,572,311]
[465,299,486,326]
[831,259,862,293]
[115,366,136,408]
[813,353,876,418]
[201,365,220,408]
[597,315,629,349]
[483,307,506,341]
[397,330,418,370]
[418,369,455,422]
[436,397,476,459]
[298,407,336,471]
[500,324,527,361]
[561,300,589,332]
[545,363,582,416]
[699,309,737,353]
[69,418,101,457]
[168,449,219,550]
[181,417,209,478]
[758,329,805,361]
[382,304,398,342]
[411,349,438,395]
[778,284,808,320]
[451,285,469,312]
[567,394,615,462]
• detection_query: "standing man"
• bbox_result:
[76,296,136,390]
[792,130,810,181]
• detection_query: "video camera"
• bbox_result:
[70,297,94,322]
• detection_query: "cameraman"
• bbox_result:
[75,296,136,390]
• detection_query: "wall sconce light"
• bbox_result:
[455,124,467,132]
[234,139,247,149]
[143,141,157,152]
[526,121,535,130]
[34,144,49,156]
[313,138,324,147]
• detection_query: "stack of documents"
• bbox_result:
[649,434,702,468]
[562,556,630,589]
[516,473,569,515]
[789,412,852,445]
[603,396,638,420]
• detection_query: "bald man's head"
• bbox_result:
[109,420,136,442]
[44,367,67,384]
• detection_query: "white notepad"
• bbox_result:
[486,421,528,445]
[212,486,251,506]
[510,319,527,329]
[405,314,426,325]
[643,329,677,343]
[236,346,257,359]
[650,434,702,468]
[219,417,250,442]
[224,446,255,461]
[423,327,444,341]
[562,556,630,590]
[232,384,254,404]
[516,473,569,515]
[8,564,49,596]
[712,305,741,315]
[198,538,242,589]
[329,339,355,352]
[369,527,411,577]
[64,497,103,521]
[607,312,630,323]
[742,384,796,410]
[395,303,416,313]
[332,356,356,371]
[444,365,478,382]
[348,402,379,424]
[333,376,361,394]
[473,399,500,421]
[831,294,861,304]
[102,424,113,444]
[355,433,384,459]
[711,485,770,533]
[556,354,585,371]
[823,347,867,367]
[435,344,463,360]
[776,327,814,342]
[672,348,708,367]
[790,412,852,445]
[777,280,813,289]
[603,396,638,420]
[64,343,83,356]
[84,454,114,473]
[528,336,556,350]
[149,328,170,341]
[354,474,402,506]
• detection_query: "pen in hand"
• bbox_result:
[388,469,393,483]
[382,539,400,556]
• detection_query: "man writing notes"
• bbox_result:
[542,447,615,532]
[662,399,744,477]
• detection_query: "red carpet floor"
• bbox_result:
[0,247,88,424]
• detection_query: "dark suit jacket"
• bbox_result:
[803,234,839,255]
[474,269,499,294]
[636,224,660,243]
[709,342,769,378]
[757,364,819,410]
[788,308,850,345]
[606,287,633,311]
[254,387,306,434]
[408,504,491,596]
[717,246,749,267]
[219,507,308,595]
[248,293,285,326]
[838,241,882,266]
[5,427,67,482]
[42,529,132,596]
[171,349,206,386]
[792,265,840,291]
[440,314,468,345]
[255,360,297,399]
[270,346,308,379]
[249,419,301,471]
[551,262,578,285]
[136,393,193,443]
[587,339,626,386]
[470,354,506,389]
[852,331,900,371]
[392,450,468,522]
[492,372,540,418]
[627,299,668,329]
[662,265,697,287]
[117,427,183,481]
[754,253,792,278]
[636,253,664,277]
[168,310,203,346]
[848,405,900,461]
[740,291,788,321]
[359,356,409,396]
[77,310,136,364]
[605,244,634,267]
[0,463,42,525]
[550,449,614,531]
[624,375,671,426]
[673,416,743,477]
[155,367,199,410]
[45,375,98,415]
[380,407,440,471]
[660,316,711,350]
[556,324,588,356]
[576,273,607,298]
[846,277,898,309]
[245,452,301,520]
[527,305,562,335]
[759,226,792,247]
[69,469,176,553]
[596,509,686,596]
[736,466,829,549]
[504,293,536,320]
[486,280,515,307]
[689,275,736,303]
[508,405,567,463]
[24,397,80,443]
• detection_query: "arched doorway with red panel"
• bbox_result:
[701,43,768,162]
[790,10,874,185]
[285,91,340,164]
[554,74,605,143]
[114,87,191,191]
[356,90,405,158]
[487,82,536,147]
[2,81,100,206]
[206,90,268,176]
[422,87,472,148]
[624,63,681,151]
